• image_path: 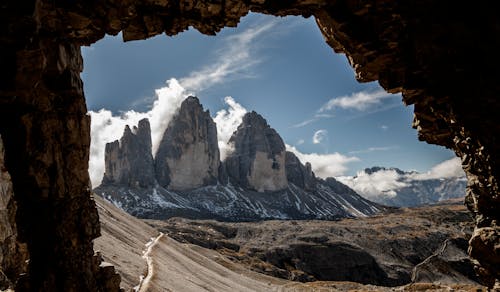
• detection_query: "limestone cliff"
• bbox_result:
[155,96,220,191]
[225,112,288,192]
[102,118,155,188]
[285,151,316,191]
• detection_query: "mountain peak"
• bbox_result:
[225,112,287,192]
[363,166,406,175]
[154,96,220,190]
[102,118,155,188]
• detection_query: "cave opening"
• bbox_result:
[0,1,498,290]
[81,12,471,290]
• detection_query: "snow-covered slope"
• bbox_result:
[95,180,382,221]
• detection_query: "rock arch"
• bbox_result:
[0,0,498,290]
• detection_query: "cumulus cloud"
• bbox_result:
[312,129,328,144]
[319,89,400,112]
[337,170,407,200]
[286,145,359,178]
[213,96,248,160]
[412,157,464,180]
[336,157,465,201]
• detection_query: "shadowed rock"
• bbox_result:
[225,112,287,192]
[285,151,316,190]
[102,118,155,188]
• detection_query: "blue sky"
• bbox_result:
[82,13,457,186]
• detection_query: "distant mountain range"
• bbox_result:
[95,96,382,221]
[338,167,466,207]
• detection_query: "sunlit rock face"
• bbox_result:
[225,112,287,192]
[155,96,220,191]
[103,118,155,188]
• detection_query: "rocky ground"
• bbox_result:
[146,200,483,287]
[94,195,486,291]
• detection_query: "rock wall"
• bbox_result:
[225,112,288,192]
[155,96,220,190]
[1,0,499,289]
[0,135,28,290]
[285,151,316,191]
[103,118,155,188]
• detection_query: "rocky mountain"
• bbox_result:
[338,167,467,207]
[224,111,288,192]
[154,96,220,190]
[95,97,382,221]
[102,118,156,188]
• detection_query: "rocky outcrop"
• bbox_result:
[0,135,28,290]
[1,0,499,288]
[225,112,287,192]
[155,96,220,190]
[285,151,316,191]
[103,118,155,188]
[150,202,480,287]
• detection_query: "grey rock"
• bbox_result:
[154,96,220,190]
[224,111,287,192]
[285,151,316,190]
[102,118,155,188]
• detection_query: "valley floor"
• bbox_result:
[94,196,486,291]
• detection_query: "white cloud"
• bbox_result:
[179,20,277,92]
[296,139,305,145]
[312,129,328,144]
[337,169,407,200]
[380,125,389,130]
[213,96,248,160]
[336,157,465,201]
[319,89,400,112]
[291,118,317,128]
[286,145,359,178]
[290,113,334,128]
[348,145,399,154]
[412,157,464,180]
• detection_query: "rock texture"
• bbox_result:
[103,118,155,188]
[1,0,499,289]
[225,112,287,192]
[98,193,485,292]
[0,136,28,290]
[285,151,316,191]
[149,201,482,287]
[155,96,220,190]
